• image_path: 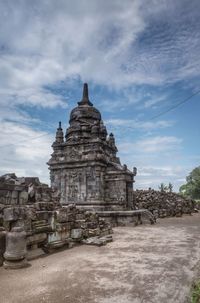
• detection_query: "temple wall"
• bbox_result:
[51,166,106,205]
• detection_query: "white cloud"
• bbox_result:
[0,121,53,184]
[0,0,199,99]
[0,1,144,94]
[106,118,174,132]
[138,166,183,177]
[118,135,182,157]
[143,95,167,109]
[134,165,189,191]
[117,135,186,191]
[135,136,182,153]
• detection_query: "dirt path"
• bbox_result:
[1,214,200,303]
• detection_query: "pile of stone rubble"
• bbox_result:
[133,189,196,218]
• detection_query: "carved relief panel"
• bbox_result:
[86,167,104,201]
[105,179,126,204]
[65,168,87,203]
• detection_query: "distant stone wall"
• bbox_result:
[133,189,196,218]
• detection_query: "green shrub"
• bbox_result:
[191,281,200,303]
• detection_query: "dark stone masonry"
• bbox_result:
[48,83,136,210]
[133,189,196,218]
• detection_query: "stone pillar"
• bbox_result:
[4,227,28,269]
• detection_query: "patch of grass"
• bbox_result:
[191,281,200,303]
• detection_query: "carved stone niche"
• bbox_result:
[67,146,81,161]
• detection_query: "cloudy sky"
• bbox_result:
[0,0,199,191]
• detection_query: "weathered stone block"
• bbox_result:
[3,206,27,222]
[75,213,85,220]
[27,233,47,246]
[56,222,71,232]
[88,228,100,237]
[35,202,54,211]
[35,210,53,221]
[3,207,18,222]
[71,228,82,240]
[87,221,98,229]
[32,220,52,234]
[74,220,86,229]
[19,191,28,204]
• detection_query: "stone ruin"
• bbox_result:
[0,83,197,269]
[48,83,136,210]
[133,189,196,218]
[47,83,155,225]
[0,173,52,207]
[0,173,113,269]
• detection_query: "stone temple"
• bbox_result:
[48,83,136,211]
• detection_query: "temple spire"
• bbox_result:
[54,121,64,144]
[78,83,93,106]
[83,83,88,100]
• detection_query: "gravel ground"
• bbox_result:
[1,213,200,303]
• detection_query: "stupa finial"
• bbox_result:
[78,83,93,106]
[54,121,63,143]
[83,83,88,99]
[58,121,62,129]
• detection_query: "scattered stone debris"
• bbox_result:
[82,235,113,246]
[133,189,196,218]
[0,173,112,269]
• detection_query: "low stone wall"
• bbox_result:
[0,202,113,268]
[133,189,196,218]
[97,209,156,227]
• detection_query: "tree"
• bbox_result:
[179,166,200,199]
[158,183,168,192]
[159,182,173,193]
[168,182,173,193]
